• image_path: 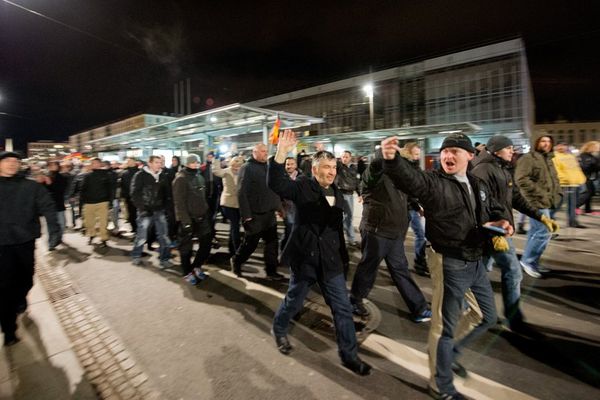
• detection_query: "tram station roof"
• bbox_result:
[86,103,324,152]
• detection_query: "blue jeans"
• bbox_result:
[409,210,427,267]
[131,211,171,262]
[483,238,523,325]
[111,199,120,230]
[522,209,551,268]
[351,230,428,315]
[341,193,356,242]
[435,256,497,394]
[49,211,65,247]
[273,272,358,363]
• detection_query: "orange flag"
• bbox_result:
[269,116,281,145]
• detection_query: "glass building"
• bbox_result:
[248,38,534,153]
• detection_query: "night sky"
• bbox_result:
[1,0,599,151]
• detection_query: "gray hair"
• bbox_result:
[312,150,336,167]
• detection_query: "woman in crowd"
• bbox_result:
[578,141,600,214]
[212,156,245,256]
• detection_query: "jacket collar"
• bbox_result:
[309,177,344,210]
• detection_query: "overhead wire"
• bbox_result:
[2,0,146,58]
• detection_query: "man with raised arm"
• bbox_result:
[380,133,512,400]
[267,130,371,376]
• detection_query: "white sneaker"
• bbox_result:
[520,261,541,278]
[537,265,551,273]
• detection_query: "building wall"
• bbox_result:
[27,141,70,159]
[68,114,175,153]
[534,121,600,148]
[248,39,533,153]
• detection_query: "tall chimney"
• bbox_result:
[174,83,179,116]
[186,78,191,115]
[179,80,185,115]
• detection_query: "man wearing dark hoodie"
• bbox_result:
[514,133,562,278]
[119,158,139,233]
[130,155,172,268]
[172,154,212,285]
[472,135,559,330]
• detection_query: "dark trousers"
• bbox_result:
[221,206,241,256]
[579,179,596,213]
[166,202,178,241]
[178,218,212,276]
[233,218,278,275]
[0,241,35,339]
[124,198,137,233]
[351,230,428,316]
[273,271,359,362]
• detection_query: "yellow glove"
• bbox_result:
[540,215,559,233]
[492,236,510,252]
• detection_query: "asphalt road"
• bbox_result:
[50,210,600,400]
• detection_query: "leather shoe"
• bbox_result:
[271,330,293,355]
[342,358,372,376]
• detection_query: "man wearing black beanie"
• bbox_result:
[380,133,511,400]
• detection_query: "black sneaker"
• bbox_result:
[414,263,430,276]
[451,361,467,378]
[351,300,370,317]
[4,334,20,347]
[267,272,284,281]
[428,387,466,400]
[99,241,108,248]
[270,329,293,355]
[342,358,372,376]
[87,237,94,245]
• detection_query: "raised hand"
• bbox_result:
[277,129,297,154]
[380,136,401,160]
[275,129,297,163]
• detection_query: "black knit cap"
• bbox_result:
[486,135,513,153]
[440,133,475,153]
[0,151,23,161]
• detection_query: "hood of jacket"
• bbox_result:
[530,132,554,152]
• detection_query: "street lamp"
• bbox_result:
[362,84,374,131]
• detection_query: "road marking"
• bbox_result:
[208,267,538,400]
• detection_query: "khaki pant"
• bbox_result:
[83,202,110,242]
[427,248,483,392]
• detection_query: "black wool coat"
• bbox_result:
[267,158,349,280]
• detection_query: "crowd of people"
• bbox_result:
[1,132,598,399]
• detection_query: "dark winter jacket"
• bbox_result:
[172,167,210,225]
[514,134,562,209]
[267,158,349,280]
[46,171,68,211]
[383,154,507,261]
[119,167,138,199]
[237,157,281,221]
[81,169,114,204]
[335,162,360,194]
[359,154,410,240]
[579,152,600,179]
[472,151,542,227]
[0,175,60,245]
[131,167,171,213]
